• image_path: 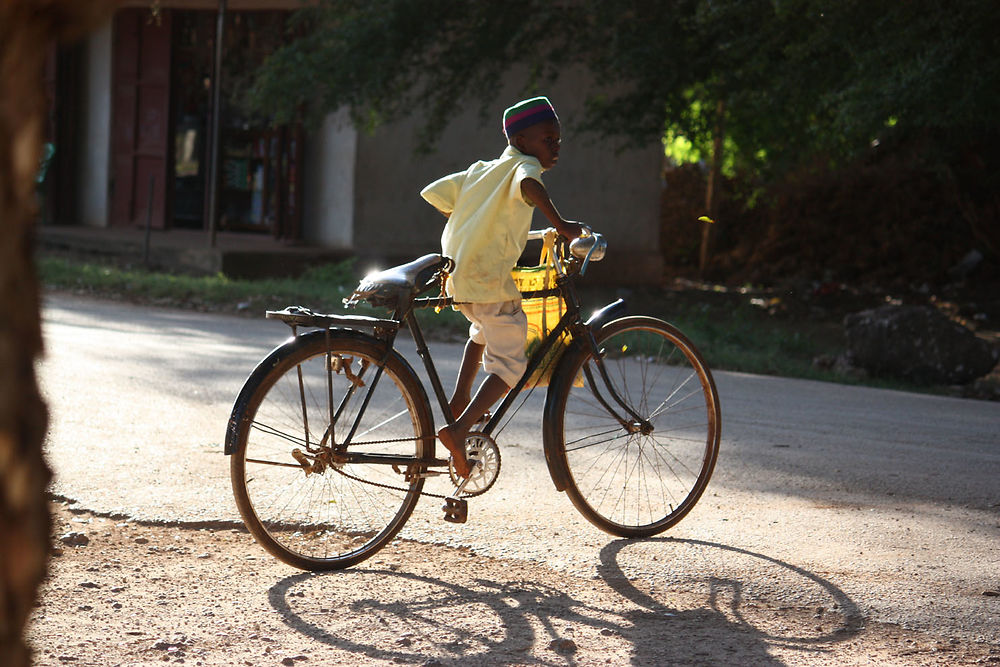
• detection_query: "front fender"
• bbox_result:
[585,298,626,330]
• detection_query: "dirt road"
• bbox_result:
[30,501,998,666]
[28,295,1000,665]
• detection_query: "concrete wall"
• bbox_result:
[68,19,664,285]
[351,70,664,285]
[302,109,357,249]
[78,20,113,228]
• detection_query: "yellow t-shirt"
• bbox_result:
[421,146,543,303]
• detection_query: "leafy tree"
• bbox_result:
[250,0,583,148]
[250,0,1000,269]
[251,0,999,173]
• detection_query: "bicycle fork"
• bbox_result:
[575,314,653,435]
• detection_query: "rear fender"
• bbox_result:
[224,328,392,456]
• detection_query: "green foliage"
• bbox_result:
[40,256,948,393]
[663,131,700,167]
[672,302,825,378]
[249,0,1000,179]
[298,259,358,285]
[248,0,581,148]
[39,257,351,309]
[38,256,469,336]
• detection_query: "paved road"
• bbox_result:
[39,294,1000,646]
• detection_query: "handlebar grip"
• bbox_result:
[527,225,593,241]
[526,228,553,241]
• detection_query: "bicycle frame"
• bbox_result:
[228,231,721,566]
[249,245,640,468]
[401,268,644,446]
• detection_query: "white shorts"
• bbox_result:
[456,300,528,387]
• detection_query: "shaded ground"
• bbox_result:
[29,501,999,666]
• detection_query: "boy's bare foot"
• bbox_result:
[438,425,471,478]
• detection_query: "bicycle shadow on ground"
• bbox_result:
[266,537,863,665]
[597,537,866,659]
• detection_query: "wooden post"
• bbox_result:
[207,0,227,249]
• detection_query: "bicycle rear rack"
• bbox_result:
[267,306,399,339]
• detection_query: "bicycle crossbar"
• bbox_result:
[412,288,560,311]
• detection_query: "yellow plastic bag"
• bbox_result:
[512,231,580,387]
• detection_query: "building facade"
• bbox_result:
[54,1,664,283]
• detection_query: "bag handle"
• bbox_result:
[538,229,558,289]
[536,229,563,331]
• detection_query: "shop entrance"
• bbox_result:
[169,9,302,238]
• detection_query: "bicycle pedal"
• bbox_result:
[442,497,468,523]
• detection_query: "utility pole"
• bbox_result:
[207,0,226,248]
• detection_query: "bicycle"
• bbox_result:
[225,228,721,571]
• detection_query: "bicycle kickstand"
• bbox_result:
[442,458,481,523]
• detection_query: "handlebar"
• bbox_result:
[343,228,606,311]
[526,225,592,241]
[527,227,606,276]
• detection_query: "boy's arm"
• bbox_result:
[421,171,463,219]
[520,178,584,239]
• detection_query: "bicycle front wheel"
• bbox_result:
[546,316,721,537]
[229,331,433,570]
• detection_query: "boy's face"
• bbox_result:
[513,119,561,169]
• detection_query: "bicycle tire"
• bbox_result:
[229,330,433,570]
[545,316,721,537]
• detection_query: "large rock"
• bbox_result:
[844,305,998,385]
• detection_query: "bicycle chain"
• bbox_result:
[299,436,452,499]
[330,459,454,500]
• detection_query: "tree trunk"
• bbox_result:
[0,3,122,665]
[699,99,726,277]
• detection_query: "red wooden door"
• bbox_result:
[110,9,171,229]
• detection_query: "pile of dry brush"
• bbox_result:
[662,139,1000,289]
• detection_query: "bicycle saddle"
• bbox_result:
[346,254,454,307]
[362,254,452,288]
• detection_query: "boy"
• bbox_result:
[421,96,583,478]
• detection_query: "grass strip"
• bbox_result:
[38,255,924,392]
[38,256,469,336]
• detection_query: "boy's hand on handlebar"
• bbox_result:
[555,220,586,240]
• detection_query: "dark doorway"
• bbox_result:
[169,10,302,239]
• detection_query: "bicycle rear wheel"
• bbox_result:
[546,316,720,537]
[229,331,433,570]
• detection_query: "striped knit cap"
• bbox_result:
[503,96,558,139]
